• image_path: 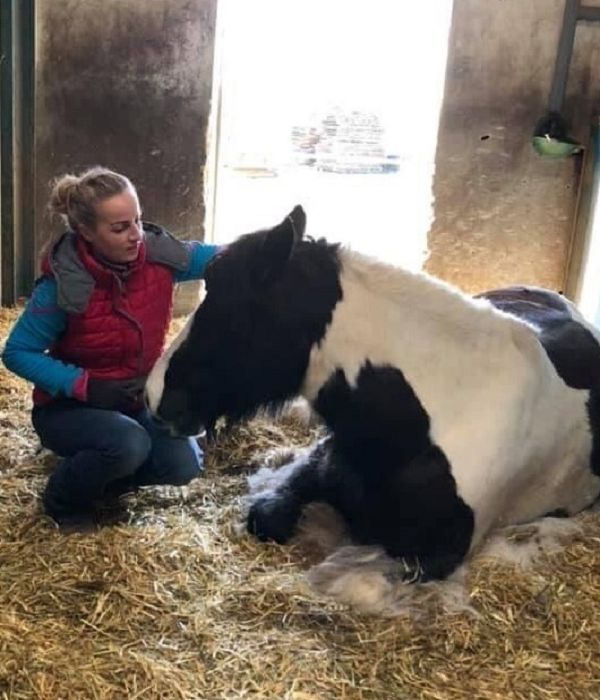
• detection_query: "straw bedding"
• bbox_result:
[2,306,600,699]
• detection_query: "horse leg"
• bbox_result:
[247,436,332,544]
[324,444,476,582]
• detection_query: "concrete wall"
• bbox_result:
[35,0,217,311]
[427,0,600,293]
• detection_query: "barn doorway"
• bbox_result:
[205,0,454,269]
[567,121,600,325]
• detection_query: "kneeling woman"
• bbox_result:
[2,167,219,525]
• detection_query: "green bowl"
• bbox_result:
[532,136,583,158]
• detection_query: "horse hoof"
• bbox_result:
[247,493,300,544]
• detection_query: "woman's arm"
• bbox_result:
[1,277,87,399]
[173,241,221,283]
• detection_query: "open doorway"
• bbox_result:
[567,121,600,325]
[205,0,454,269]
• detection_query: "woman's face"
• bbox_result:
[82,188,143,264]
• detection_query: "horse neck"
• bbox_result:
[300,248,520,405]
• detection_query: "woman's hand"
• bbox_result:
[86,377,147,411]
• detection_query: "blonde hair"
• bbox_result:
[40,166,136,261]
[45,166,135,245]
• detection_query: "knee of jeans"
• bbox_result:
[106,425,152,476]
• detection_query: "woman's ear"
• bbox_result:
[79,225,95,243]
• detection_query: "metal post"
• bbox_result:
[548,0,580,114]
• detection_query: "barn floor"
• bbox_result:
[2,307,600,700]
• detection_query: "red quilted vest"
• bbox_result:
[33,236,175,405]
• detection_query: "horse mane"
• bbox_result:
[337,246,499,323]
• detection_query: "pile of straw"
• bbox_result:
[2,307,600,699]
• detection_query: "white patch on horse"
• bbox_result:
[146,311,195,414]
[300,249,600,547]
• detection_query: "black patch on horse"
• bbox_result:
[314,362,475,580]
[480,287,600,390]
[480,286,569,313]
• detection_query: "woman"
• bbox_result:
[2,167,219,525]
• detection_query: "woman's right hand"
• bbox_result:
[86,377,146,411]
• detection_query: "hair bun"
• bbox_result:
[48,174,80,217]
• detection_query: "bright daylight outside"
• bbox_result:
[206,0,454,269]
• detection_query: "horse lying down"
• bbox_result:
[146,206,600,610]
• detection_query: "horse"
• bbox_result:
[146,205,600,584]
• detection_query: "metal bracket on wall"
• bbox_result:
[0,0,35,307]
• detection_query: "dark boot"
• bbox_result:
[42,473,96,529]
[103,475,140,499]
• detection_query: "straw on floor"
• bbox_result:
[2,306,600,700]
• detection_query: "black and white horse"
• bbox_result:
[147,206,600,586]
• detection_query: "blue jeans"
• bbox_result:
[32,399,203,508]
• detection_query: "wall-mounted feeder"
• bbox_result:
[533,0,600,159]
[533,111,582,158]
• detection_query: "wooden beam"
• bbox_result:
[0,0,16,305]
[0,0,35,306]
[15,0,36,298]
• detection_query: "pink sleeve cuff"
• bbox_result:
[71,371,89,401]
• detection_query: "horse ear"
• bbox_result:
[253,206,306,288]
[287,204,306,241]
